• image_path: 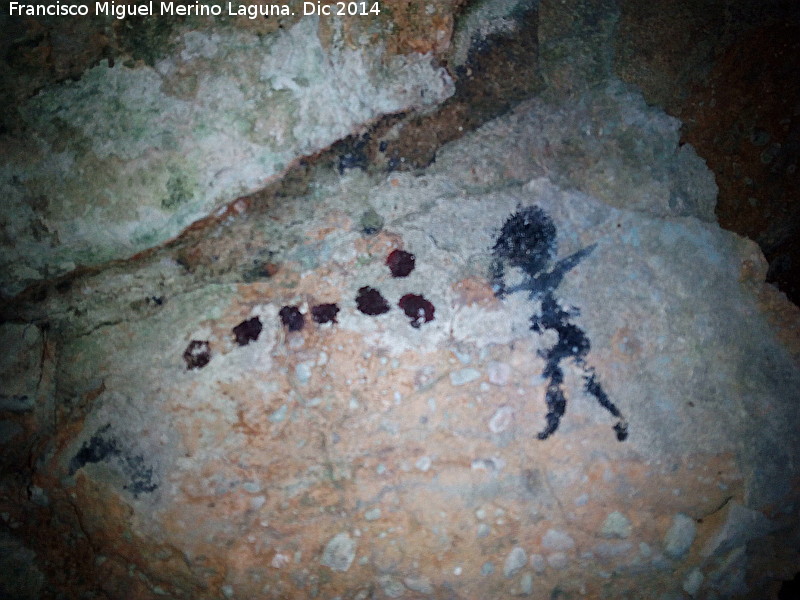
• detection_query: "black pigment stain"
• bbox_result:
[492,206,628,442]
[355,286,391,315]
[311,303,340,324]
[398,293,435,328]
[338,136,370,173]
[233,316,263,346]
[279,305,305,331]
[386,249,416,277]
[69,424,119,472]
[68,424,158,498]
[183,340,211,370]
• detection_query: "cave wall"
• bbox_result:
[1,1,799,599]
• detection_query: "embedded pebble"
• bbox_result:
[471,457,506,472]
[481,562,495,576]
[453,348,472,364]
[378,576,405,598]
[530,554,546,572]
[504,547,527,577]
[403,576,433,594]
[415,456,432,471]
[593,541,633,558]
[487,361,511,386]
[547,552,569,569]
[449,368,481,386]
[518,572,533,596]
[601,511,632,539]
[364,508,381,521]
[664,513,697,559]
[268,404,288,423]
[295,362,313,385]
[477,523,491,538]
[488,406,514,433]
[541,529,575,551]
[320,533,356,572]
[683,567,704,596]
[271,553,290,568]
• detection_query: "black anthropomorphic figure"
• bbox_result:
[491,206,628,441]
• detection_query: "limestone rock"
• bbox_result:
[701,502,776,558]
[683,567,704,597]
[321,533,357,573]
[541,529,575,552]
[1,41,798,600]
[0,324,42,412]
[664,513,697,560]
[0,19,453,297]
[601,511,632,539]
[503,547,528,577]
[0,533,44,600]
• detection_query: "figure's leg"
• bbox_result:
[537,365,567,439]
[584,371,628,441]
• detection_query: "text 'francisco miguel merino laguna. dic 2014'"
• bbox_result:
[8,1,382,18]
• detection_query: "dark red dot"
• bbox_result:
[311,303,340,324]
[183,340,211,370]
[386,249,415,277]
[233,317,262,346]
[398,294,435,328]
[279,306,305,331]
[355,286,391,315]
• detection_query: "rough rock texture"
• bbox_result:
[615,0,800,304]
[2,2,800,599]
[3,85,800,598]
[0,16,453,298]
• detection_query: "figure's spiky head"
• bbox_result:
[492,206,556,276]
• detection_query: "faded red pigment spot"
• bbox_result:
[398,293,435,328]
[311,303,340,324]
[232,317,263,346]
[183,340,211,370]
[279,306,305,331]
[356,286,391,315]
[386,249,415,277]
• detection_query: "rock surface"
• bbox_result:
[2,87,799,598]
[1,3,800,600]
[0,16,453,297]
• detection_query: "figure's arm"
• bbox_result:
[552,244,596,280]
[494,244,597,298]
[490,258,507,298]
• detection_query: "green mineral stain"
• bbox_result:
[359,208,384,235]
[162,172,195,210]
